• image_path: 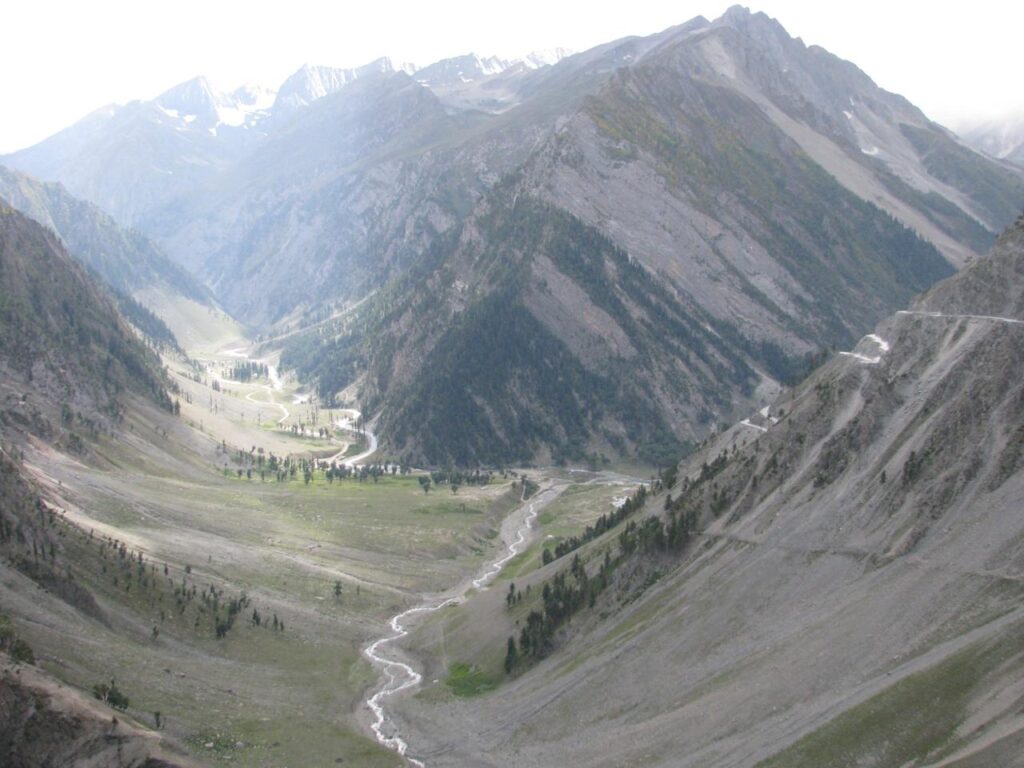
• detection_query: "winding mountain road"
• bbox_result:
[896,309,1024,325]
[223,346,291,424]
[327,410,378,466]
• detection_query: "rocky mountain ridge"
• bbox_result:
[5,6,1024,465]
[277,6,1022,464]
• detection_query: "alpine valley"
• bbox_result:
[1,6,1023,768]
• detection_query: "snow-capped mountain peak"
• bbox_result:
[273,58,397,115]
[153,77,276,133]
[521,47,573,68]
[155,76,221,127]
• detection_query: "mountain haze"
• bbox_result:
[959,112,1024,169]
[0,165,210,305]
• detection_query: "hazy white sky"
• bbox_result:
[2,1,1020,153]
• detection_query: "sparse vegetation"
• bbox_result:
[446,662,501,697]
[93,679,130,711]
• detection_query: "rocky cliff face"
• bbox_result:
[0,203,172,439]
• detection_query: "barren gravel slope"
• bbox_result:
[392,217,1024,767]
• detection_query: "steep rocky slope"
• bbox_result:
[397,215,1024,767]
[0,203,172,443]
[284,6,1024,464]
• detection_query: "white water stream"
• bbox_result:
[363,486,550,766]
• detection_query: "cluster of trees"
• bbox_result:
[225,361,268,382]
[505,466,706,675]
[93,532,283,642]
[616,507,696,557]
[220,448,407,486]
[217,438,414,486]
[505,552,616,672]
[324,462,399,484]
[415,468,495,494]
[214,592,250,639]
[542,485,648,565]
[507,505,700,674]
[113,290,181,353]
[430,469,493,489]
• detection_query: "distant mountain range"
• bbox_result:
[0,48,573,228]
[4,6,1023,465]
[0,165,210,304]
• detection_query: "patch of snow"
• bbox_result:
[476,55,507,76]
[740,419,769,433]
[158,106,198,124]
[759,406,770,418]
[843,110,854,120]
[521,47,573,69]
[839,333,891,365]
[861,146,880,156]
[216,105,248,128]
[231,83,276,111]
[864,334,891,353]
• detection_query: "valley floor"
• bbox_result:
[1,329,643,767]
